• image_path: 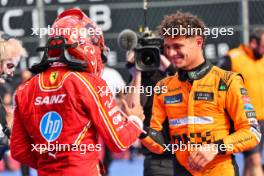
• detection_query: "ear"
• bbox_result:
[249,38,257,49]
[196,36,204,48]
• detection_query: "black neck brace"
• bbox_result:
[178,59,212,82]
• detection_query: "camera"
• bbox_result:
[117,1,163,71]
[118,28,163,72]
[134,28,164,71]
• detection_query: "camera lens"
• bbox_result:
[141,50,156,66]
[134,46,160,71]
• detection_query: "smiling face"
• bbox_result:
[158,11,206,70]
[0,58,17,81]
[164,36,204,70]
[0,36,27,83]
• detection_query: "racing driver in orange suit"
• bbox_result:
[10,9,145,176]
[140,11,261,176]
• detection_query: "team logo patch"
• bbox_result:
[218,79,227,91]
[49,71,58,84]
[164,94,182,104]
[240,88,248,96]
[40,111,63,142]
[188,71,198,80]
[194,92,214,101]
[244,103,254,111]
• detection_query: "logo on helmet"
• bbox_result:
[48,8,105,76]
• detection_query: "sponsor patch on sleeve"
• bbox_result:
[242,96,251,103]
[218,79,227,91]
[240,88,248,96]
[164,94,182,104]
[194,92,214,101]
[245,111,257,118]
[244,103,254,111]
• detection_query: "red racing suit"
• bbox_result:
[10,66,143,176]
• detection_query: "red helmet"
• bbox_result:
[48,8,105,76]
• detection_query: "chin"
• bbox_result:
[174,62,186,69]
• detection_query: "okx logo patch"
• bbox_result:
[40,111,63,142]
[244,104,254,111]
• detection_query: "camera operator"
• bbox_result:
[0,31,26,159]
[126,50,185,176]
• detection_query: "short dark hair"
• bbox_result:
[250,28,264,44]
[157,11,206,39]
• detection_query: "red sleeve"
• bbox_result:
[10,93,38,169]
[75,72,142,152]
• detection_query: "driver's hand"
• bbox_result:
[159,54,171,72]
[121,99,145,121]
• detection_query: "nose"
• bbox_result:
[5,66,15,77]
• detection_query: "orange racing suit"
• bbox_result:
[141,61,261,176]
[227,45,264,120]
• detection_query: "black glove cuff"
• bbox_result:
[139,126,149,139]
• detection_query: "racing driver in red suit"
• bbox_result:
[10,9,145,176]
